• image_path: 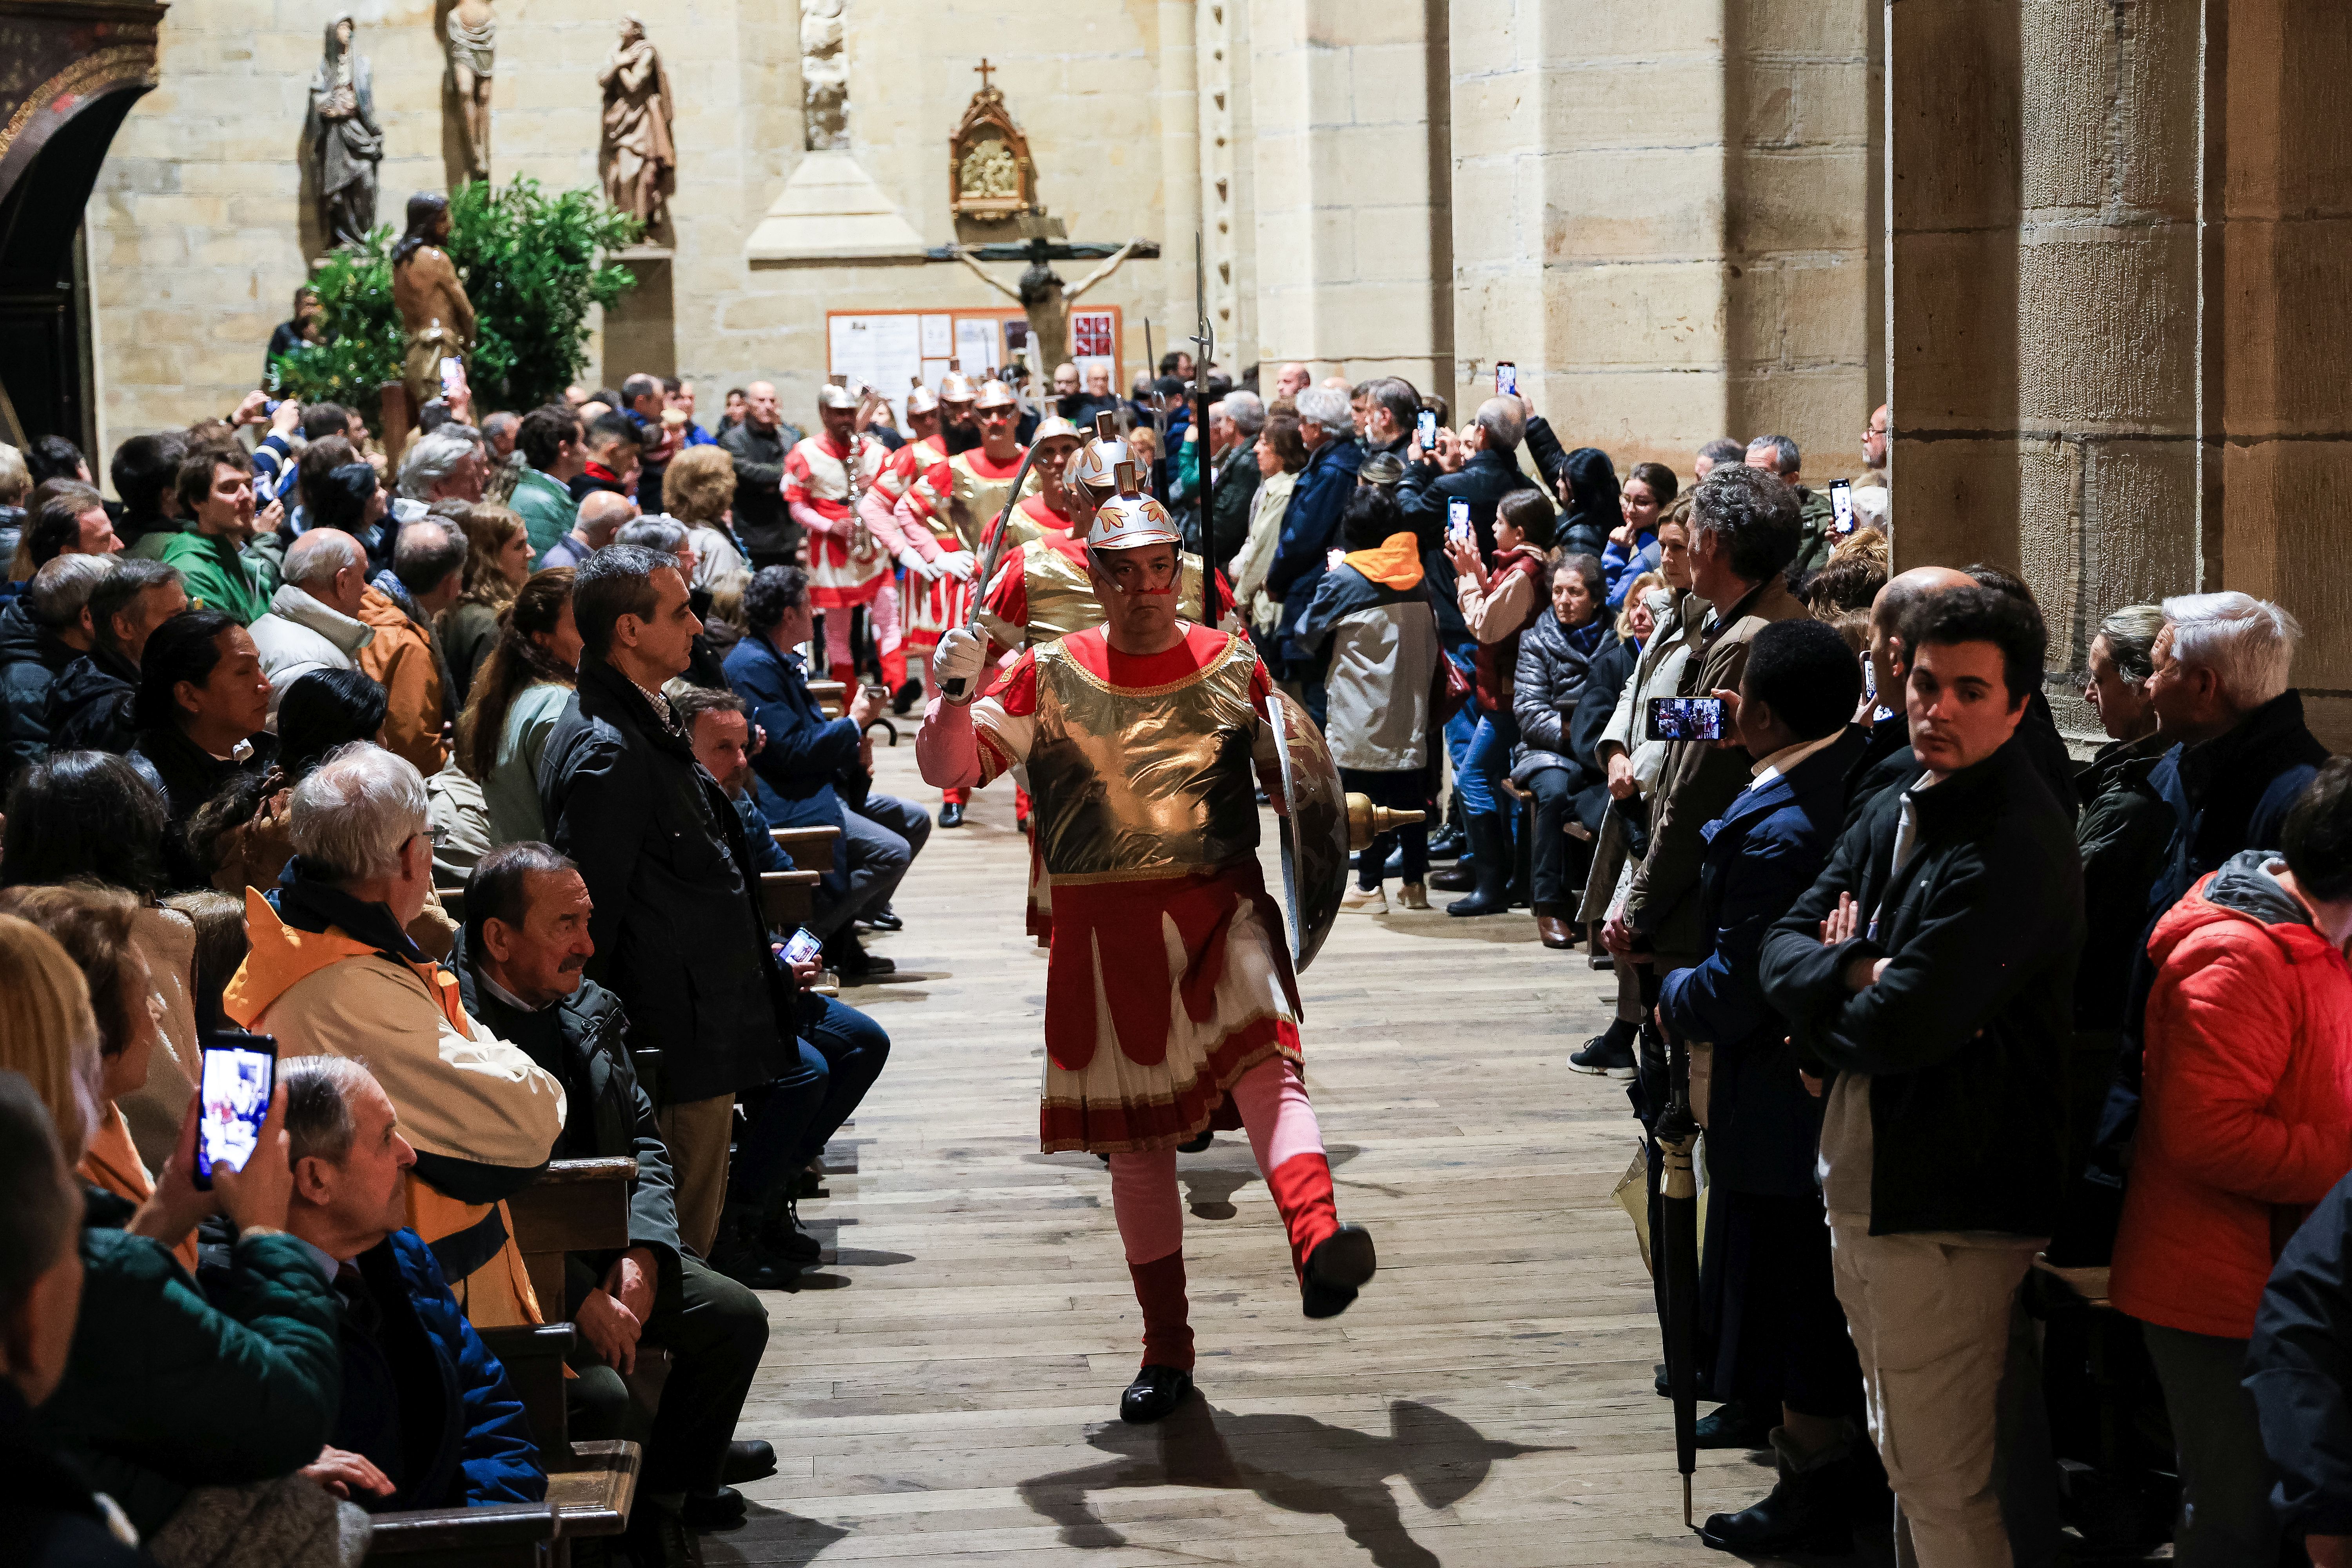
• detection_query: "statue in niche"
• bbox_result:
[598,16,675,230]
[799,0,848,151]
[445,0,496,183]
[304,15,383,249]
[392,192,476,411]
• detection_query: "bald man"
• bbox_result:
[543,489,638,572]
[1274,363,1312,401]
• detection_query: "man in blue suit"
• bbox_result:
[722,563,927,980]
[1658,618,1871,1557]
[1263,383,1363,721]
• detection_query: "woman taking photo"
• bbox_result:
[437,502,533,706]
[1441,487,1557,918]
[455,566,580,845]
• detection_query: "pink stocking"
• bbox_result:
[1229,1058,1340,1277]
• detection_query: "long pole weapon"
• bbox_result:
[1191,232,1223,629]
[937,435,1051,705]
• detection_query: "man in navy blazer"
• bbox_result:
[722,563,928,980]
[1658,618,1873,1557]
[1263,383,1363,714]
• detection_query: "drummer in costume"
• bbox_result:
[891,377,1034,827]
[858,379,951,711]
[916,463,1379,1425]
[784,383,901,690]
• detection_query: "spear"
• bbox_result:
[1191,232,1223,628]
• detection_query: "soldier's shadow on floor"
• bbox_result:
[701,1509,849,1566]
[1178,1140,1363,1218]
[1016,1396,1562,1568]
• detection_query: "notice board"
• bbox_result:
[825,307,1123,424]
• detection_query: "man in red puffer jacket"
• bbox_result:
[2112,757,2352,1568]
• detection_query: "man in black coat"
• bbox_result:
[1394,396,1538,561]
[456,844,775,1551]
[539,543,798,1272]
[716,381,804,569]
[1659,621,1869,1554]
[1759,586,2084,1566]
[2248,1167,2352,1563]
[0,554,110,783]
[45,558,185,755]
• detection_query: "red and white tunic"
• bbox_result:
[973,624,1302,1153]
[892,447,1031,649]
[784,433,891,609]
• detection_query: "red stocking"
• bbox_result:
[1127,1251,1194,1370]
[1263,1152,1341,1279]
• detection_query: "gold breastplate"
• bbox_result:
[947,454,1022,550]
[1025,548,1209,648]
[1027,632,1262,882]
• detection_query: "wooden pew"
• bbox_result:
[770,824,840,873]
[808,677,846,719]
[759,869,822,935]
[477,1158,648,1563]
[365,1500,559,1566]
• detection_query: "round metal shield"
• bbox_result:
[1265,691,1348,972]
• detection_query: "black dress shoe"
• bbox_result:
[708,1201,799,1290]
[826,941,895,982]
[1119,1364,1194,1424]
[1177,1128,1214,1153]
[891,678,922,715]
[681,1488,747,1532]
[722,1439,777,1484]
[1699,1436,1856,1555]
[938,800,965,828]
[1694,1398,1772,1449]
[866,907,904,931]
[1426,824,1465,860]
[1300,1223,1377,1318]
[622,1499,703,1566]
[1426,863,1475,891]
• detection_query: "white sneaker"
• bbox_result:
[1395,882,1430,910]
[1339,886,1387,914]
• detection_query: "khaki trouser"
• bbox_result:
[1829,1223,2039,1568]
[659,1094,735,1258]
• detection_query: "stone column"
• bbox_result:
[1245,0,1445,393]
[1887,0,2349,743]
[1448,0,1871,474]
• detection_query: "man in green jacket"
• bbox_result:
[157,450,270,624]
[1744,434,1840,581]
[511,405,587,564]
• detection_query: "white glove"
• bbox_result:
[931,625,988,692]
[897,548,938,581]
[938,550,978,582]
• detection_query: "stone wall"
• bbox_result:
[1887,0,2352,746]
[1446,0,1873,483]
[88,0,1188,451]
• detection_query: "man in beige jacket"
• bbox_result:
[226,741,567,1328]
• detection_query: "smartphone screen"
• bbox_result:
[1829,478,1855,535]
[1446,497,1472,546]
[439,356,463,399]
[1415,409,1437,449]
[1494,361,1518,397]
[1645,696,1725,743]
[195,1035,277,1190]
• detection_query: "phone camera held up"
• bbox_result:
[1445,496,1473,550]
[1415,408,1437,450]
[1829,477,1855,536]
[1645,697,1725,743]
[194,1031,278,1191]
[1494,361,1518,397]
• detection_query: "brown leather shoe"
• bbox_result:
[1536,914,1575,949]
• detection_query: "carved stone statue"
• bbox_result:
[953,237,1143,379]
[597,16,674,230]
[392,192,476,410]
[304,15,383,249]
[445,0,495,183]
[799,0,848,151]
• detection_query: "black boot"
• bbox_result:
[1698,1426,1858,1556]
[759,1193,824,1263]
[708,1199,799,1290]
[1694,1397,1773,1448]
[1446,816,1513,916]
[1120,1365,1194,1424]
[1301,1223,1378,1318]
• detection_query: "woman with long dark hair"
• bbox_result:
[127,609,277,883]
[437,502,533,706]
[276,666,389,779]
[455,566,581,844]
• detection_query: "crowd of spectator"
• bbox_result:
[7,344,2352,1568]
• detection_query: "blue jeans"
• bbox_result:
[1457,709,1519,820]
[730,995,893,1202]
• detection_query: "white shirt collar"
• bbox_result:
[477,968,546,1014]
[293,1235,347,1283]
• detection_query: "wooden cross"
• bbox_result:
[975,58,995,92]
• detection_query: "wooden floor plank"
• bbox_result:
[700,741,1854,1567]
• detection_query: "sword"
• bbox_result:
[1190,231,1222,628]
[939,434,1050,705]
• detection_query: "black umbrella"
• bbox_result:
[1646,999,1702,1527]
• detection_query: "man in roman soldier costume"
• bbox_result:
[784,383,901,690]
[916,463,1378,1425]
[859,380,951,711]
[891,376,1033,827]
